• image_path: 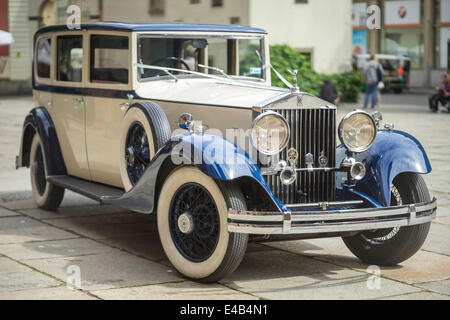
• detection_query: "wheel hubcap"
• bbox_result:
[177,212,194,234]
[169,183,220,262]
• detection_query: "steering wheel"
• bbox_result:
[143,57,191,78]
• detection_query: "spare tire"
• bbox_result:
[119,102,171,191]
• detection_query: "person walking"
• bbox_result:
[363,54,382,109]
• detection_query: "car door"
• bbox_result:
[51,32,91,181]
[84,31,132,188]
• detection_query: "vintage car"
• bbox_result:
[17,22,436,282]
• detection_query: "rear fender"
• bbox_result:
[16,107,67,176]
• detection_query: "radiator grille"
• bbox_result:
[266,108,336,204]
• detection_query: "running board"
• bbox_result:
[47,175,125,203]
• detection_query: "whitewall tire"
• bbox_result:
[30,134,65,210]
[119,102,171,191]
[157,166,248,282]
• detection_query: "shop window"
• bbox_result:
[57,35,83,82]
[382,28,423,69]
[90,35,129,84]
[37,38,51,79]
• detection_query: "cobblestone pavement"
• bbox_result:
[0,94,449,300]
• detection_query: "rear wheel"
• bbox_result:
[119,102,171,191]
[157,166,248,282]
[343,173,431,265]
[30,134,65,210]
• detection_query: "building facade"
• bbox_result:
[2,0,447,94]
[352,0,450,87]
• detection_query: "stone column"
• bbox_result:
[423,0,434,88]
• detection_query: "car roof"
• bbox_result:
[35,21,267,37]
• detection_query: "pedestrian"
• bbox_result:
[320,78,341,105]
[428,74,450,112]
[363,54,382,109]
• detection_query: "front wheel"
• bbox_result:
[157,166,248,282]
[343,173,431,265]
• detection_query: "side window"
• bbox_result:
[36,38,51,79]
[57,35,83,82]
[90,35,129,84]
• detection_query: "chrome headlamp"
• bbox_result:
[338,110,377,153]
[250,111,290,155]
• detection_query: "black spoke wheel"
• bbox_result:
[343,173,431,265]
[33,144,46,196]
[125,122,150,185]
[157,166,248,282]
[169,183,220,262]
[30,134,65,211]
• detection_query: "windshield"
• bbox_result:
[137,36,264,81]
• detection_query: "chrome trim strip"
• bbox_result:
[227,198,437,234]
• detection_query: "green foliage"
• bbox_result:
[269,44,363,102]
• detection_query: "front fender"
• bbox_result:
[336,129,431,206]
[103,133,284,213]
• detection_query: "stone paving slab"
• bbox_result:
[97,233,167,262]
[0,207,20,217]
[422,223,450,256]
[266,237,450,285]
[0,216,78,244]
[23,251,181,291]
[223,268,420,300]
[0,192,98,211]
[378,291,450,300]
[416,279,450,296]
[0,238,115,261]
[0,286,97,300]
[0,257,61,292]
[42,213,157,240]
[18,204,130,220]
[222,250,343,283]
[91,281,257,300]
[435,216,450,226]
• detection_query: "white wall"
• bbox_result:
[103,0,249,25]
[248,0,353,74]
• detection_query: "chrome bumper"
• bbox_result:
[228,198,437,235]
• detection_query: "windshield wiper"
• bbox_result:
[197,64,231,79]
[134,63,286,92]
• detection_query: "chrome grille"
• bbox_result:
[266,108,336,204]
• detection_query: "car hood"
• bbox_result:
[134,78,290,108]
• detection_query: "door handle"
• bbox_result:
[74,97,85,109]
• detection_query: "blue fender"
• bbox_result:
[336,129,431,207]
[103,133,284,213]
[16,107,67,176]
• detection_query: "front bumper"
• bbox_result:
[228,198,437,235]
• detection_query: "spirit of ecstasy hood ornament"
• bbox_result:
[288,69,300,93]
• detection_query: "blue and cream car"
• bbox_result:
[17,22,437,282]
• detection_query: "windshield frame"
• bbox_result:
[136,32,267,83]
